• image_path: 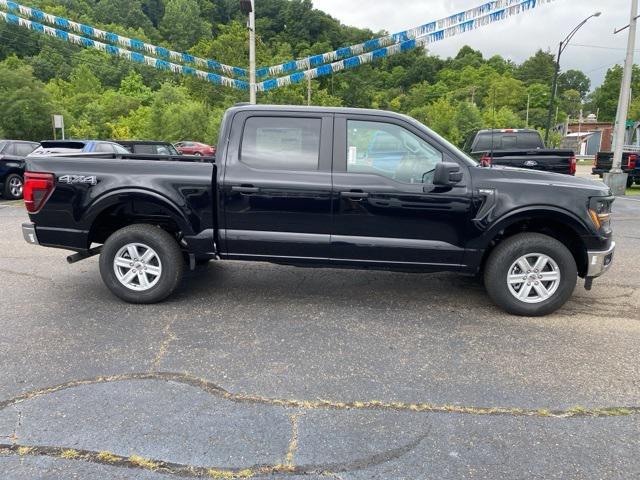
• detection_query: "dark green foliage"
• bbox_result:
[0,1,616,145]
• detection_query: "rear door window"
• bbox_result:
[95,143,115,153]
[3,143,17,155]
[15,143,37,156]
[241,116,321,171]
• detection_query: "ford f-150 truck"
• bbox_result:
[592,151,639,188]
[465,129,577,175]
[21,105,615,316]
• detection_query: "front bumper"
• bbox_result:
[22,222,39,245]
[586,242,615,278]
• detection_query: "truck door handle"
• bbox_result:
[232,185,260,194]
[340,190,369,200]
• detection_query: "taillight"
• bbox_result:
[628,154,637,169]
[569,156,577,175]
[480,154,492,167]
[24,172,55,213]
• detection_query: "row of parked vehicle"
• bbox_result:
[0,139,216,200]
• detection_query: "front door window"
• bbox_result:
[347,120,443,184]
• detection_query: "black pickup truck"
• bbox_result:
[592,151,639,188]
[21,105,615,316]
[465,129,577,175]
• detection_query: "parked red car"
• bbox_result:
[174,141,216,156]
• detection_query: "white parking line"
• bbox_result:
[617,196,640,203]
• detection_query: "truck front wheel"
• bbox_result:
[99,224,184,304]
[484,233,577,316]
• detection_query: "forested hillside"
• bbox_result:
[0,0,636,146]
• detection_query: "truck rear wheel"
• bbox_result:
[99,224,184,304]
[484,233,577,316]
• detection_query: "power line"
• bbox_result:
[569,43,640,52]
[584,59,625,74]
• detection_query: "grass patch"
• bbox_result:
[17,446,33,456]
[60,449,79,459]
[207,469,254,479]
[97,451,119,463]
[129,454,159,470]
[625,185,640,196]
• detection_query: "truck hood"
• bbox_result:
[483,165,611,195]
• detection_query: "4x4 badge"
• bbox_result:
[58,175,98,185]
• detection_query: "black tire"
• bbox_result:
[484,233,577,316]
[99,224,184,304]
[627,176,634,189]
[3,173,23,200]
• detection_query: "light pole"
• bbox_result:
[240,0,256,104]
[607,0,638,195]
[544,12,601,144]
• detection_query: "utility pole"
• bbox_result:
[607,0,638,195]
[526,93,530,128]
[240,0,256,104]
[249,0,256,104]
[307,75,311,106]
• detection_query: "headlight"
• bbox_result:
[589,196,613,231]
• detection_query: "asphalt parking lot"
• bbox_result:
[0,181,639,479]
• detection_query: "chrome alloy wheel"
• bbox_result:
[507,253,561,304]
[9,177,23,198]
[113,243,162,291]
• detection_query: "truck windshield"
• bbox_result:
[473,131,543,152]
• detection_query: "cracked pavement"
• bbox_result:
[0,188,639,479]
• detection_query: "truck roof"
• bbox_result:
[229,104,414,119]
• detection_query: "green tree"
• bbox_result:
[558,69,591,98]
[455,102,483,146]
[560,89,582,119]
[482,106,524,129]
[160,0,212,50]
[410,98,461,145]
[587,65,640,122]
[516,49,556,86]
[0,57,54,140]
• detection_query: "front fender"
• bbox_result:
[478,205,593,249]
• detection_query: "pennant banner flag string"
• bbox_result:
[257,0,554,91]
[256,0,539,79]
[0,0,248,78]
[0,11,249,90]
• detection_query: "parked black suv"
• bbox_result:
[0,140,39,199]
[21,106,615,316]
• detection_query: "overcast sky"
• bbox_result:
[312,0,636,90]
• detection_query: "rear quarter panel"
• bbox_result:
[25,157,215,251]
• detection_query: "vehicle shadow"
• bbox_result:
[176,260,492,312]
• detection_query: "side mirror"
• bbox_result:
[433,162,463,187]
